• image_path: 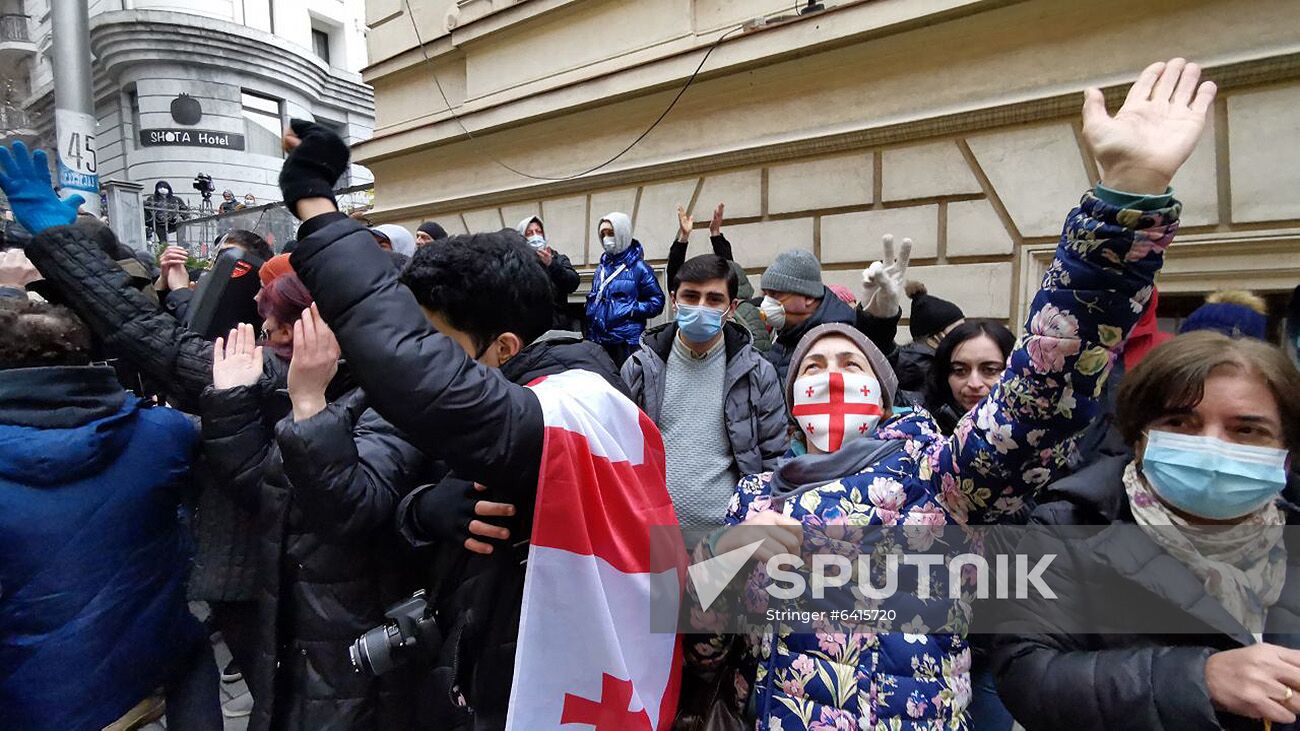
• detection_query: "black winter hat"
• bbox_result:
[906,281,964,340]
[418,221,448,241]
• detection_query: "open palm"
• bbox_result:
[1082,58,1216,195]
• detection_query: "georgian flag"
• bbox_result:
[506,369,685,730]
[791,371,884,452]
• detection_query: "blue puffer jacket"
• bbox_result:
[0,366,202,731]
[688,191,1178,730]
[585,213,665,345]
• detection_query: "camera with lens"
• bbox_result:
[350,590,441,677]
[193,173,215,199]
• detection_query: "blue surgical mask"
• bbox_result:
[1141,430,1289,520]
[526,234,547,251]
[676,303,725,343]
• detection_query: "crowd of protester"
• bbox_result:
[2,57,1300,731]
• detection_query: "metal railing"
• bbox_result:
[0,14,29,43]
[169,183,374,257]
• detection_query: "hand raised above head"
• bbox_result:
[0,142,85,235]
[1082,58,1217,195]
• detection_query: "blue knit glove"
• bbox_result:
[0,141,85,235]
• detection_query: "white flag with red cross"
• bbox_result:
[506,369,685,731]
[790,371,884,452]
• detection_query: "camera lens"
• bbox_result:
[350,623,400,676]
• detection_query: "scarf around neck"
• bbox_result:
[1123,461,1286,636]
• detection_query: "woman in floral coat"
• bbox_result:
[689,58,1218,730]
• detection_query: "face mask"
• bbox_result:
[159,187,171,196]
[245,198,255,206]
[676,303,725,343]
[759,295,786,331]
[526,235,547,251]
[791,371,884,452]
[1141,430,1289,520]
[601,236,619,254]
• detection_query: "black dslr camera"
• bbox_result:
[193,173,214,199]
[350,590,440,676]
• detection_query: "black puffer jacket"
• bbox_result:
[288,213,630,730]
[394,332,629,730]
[990,432,1300,731]
[23,223,263,602]
[894,341,934,393]
[201,384,431,731]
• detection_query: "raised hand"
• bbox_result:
[212,323,264,390]
[709,202,725,237]
[676,205,693,242]
[155,246,191,292]
[288,303,341,421]
[861,234,912,318]
[0,249,40,289]
[0,141,85,235]
[1082,58,1217,195]
[278,119,350,220]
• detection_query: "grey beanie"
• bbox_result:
[784,322,898,415]
[761,249,823,298]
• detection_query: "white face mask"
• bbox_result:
[526,234,547,251]
[791,371,884,452]
[759,295,786,331]
[601,236,619,254]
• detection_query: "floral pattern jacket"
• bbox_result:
[687,191,1179,731]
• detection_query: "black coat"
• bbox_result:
[894,341,934,393]
[289,213,629,730]
[545,252,581,330]
[23,224,263,602]
[990,433,1300,731]
[201,383,430,730]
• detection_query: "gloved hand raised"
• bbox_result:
[0,141,85,235]
[861,234,912,318]
[279,118,351,218]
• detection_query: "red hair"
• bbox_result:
[255,272,313,326]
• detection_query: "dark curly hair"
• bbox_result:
[400,229,554,355]
[0,299,93,370]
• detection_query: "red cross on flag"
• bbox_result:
[505,369,685,730]
[790,371,884,452]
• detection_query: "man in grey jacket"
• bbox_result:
[621,254,787,528]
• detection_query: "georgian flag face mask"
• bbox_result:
[791,371,884,452]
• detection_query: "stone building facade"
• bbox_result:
[15,0,374,214]
[361,0,1299,331]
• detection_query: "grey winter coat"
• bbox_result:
[621,321,788,475]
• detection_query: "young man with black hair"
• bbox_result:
[0,299,220,730]
[277,120,684,730]
[621,253,787,528]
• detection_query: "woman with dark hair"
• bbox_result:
[991,331,1300,730]
[925,320,1016,434]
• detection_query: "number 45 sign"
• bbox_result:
[55,109,99,199]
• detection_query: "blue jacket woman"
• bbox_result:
[585,211,664,355]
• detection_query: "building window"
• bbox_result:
[241,91,282,158]
[312,28,331,65]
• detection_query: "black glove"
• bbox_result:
[412,477,513,548]
[278,119,350,214]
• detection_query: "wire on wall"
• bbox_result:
[401,0,744,182]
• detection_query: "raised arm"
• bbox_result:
[929,58,1217,524]
[280,121,544,495]
[0,143,218,410]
